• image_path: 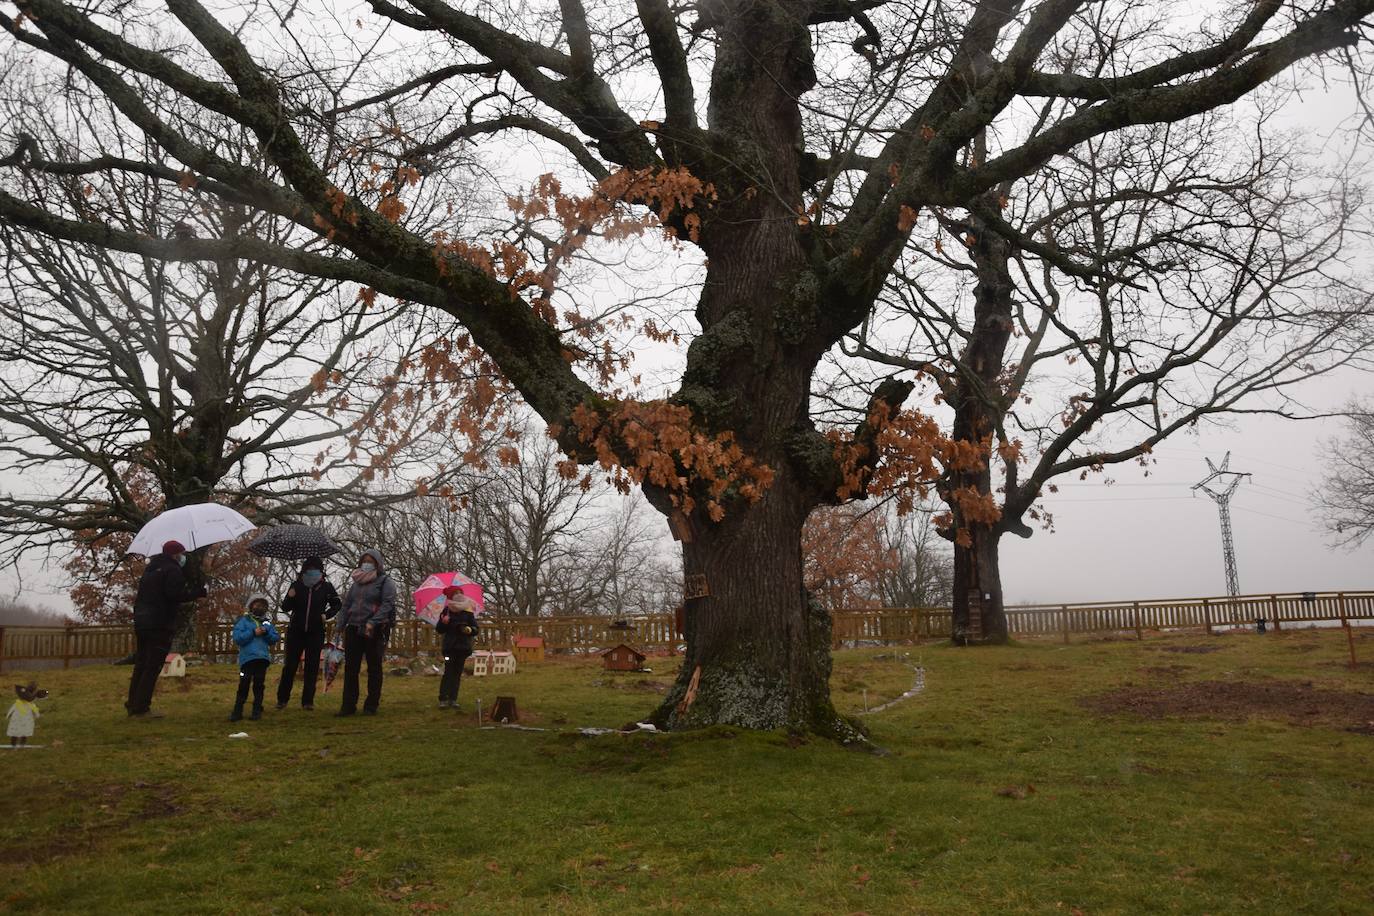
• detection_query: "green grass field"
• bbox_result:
[2,628,1372,914]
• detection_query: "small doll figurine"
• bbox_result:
[7,682,47,747]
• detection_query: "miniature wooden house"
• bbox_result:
[471,650,517,677]
[601,643,646,672]
[512,636,545,664]
[160,652,186,678]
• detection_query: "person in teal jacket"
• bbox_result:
[230,594,280,722]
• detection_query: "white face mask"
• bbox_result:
[177,554,187,567]
[360,562,376,573]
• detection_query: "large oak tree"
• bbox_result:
[1,0,1371,735]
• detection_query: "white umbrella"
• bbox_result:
[126,504,257,556]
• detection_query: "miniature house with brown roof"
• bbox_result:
[601,643,646,672]
[512,636,544,664]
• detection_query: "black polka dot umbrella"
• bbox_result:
[247,524,342,561]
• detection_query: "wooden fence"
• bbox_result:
[2,590,1370,670]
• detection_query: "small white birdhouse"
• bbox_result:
[161,653,186,678]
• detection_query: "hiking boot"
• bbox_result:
[301,704,314,711]
[275,702,287,711]
[249,706,263,721]
[130,709,165,720]
[362,708,377,716]
[228,706,244,722]
[438,700,450,709]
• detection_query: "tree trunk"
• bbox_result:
[650,474,857,738]
[942,197,1016,645]
[950,526,1007,645]
[171,550,208,655]
[639,2,859,735]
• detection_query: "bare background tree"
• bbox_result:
[831,111,1373,642]
[0,595,74,626]
[0,160,502,645]
[1316,403,1374,546]
[333,419,681,619]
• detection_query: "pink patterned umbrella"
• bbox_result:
[414,571,485,625]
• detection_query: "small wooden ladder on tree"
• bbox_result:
[966,588,985,642]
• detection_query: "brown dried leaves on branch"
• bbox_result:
[563,401,774,521]
[828,402,1001,547]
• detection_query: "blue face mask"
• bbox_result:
[360,562,376,574]
[302,570,323,587]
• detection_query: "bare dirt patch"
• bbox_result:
[1138,664,1194,678]
[1152,644,1225,655]
[1083,679,1374,735]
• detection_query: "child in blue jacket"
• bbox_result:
[230,594,281,722]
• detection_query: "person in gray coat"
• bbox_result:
[335,547,396,716]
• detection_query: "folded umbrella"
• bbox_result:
[247,524,342,561]
[126,504,256,556]
[414,572,485,626]
[321,642,345,692]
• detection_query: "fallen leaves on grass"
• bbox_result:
[995,784,1036,800]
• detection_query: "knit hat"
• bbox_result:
[245,593,273,614]
[162,540,186,557]
[442,585,464,598]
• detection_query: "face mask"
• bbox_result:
[360,562,376,574]
[251,606,268,618]
[177,555,187,567]
[302,570,323,586]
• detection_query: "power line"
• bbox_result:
[1230,504,1311,526]
[1048,496,1193,503]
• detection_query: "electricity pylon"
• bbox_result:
[1192,452,1251,597]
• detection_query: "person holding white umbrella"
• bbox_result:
[125,540,208,718]
[123,503,252,718]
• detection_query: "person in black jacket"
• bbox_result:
[125,540,208,718]
[434,587,479,710]
[274,556,342,710]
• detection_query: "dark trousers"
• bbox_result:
[126,627,173,714]
[235,659,269,710]
[340,626,384,713]
[276,627,326,707]
[439,651,470,702]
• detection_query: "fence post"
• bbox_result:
[1340,593,1357,667]
[1271,594,1282,632]
[1133,601,1142,641]
[0,626,6,672]
[63,625,73,669]
[1061,605,1070,645]
[1202,598,1213,636]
